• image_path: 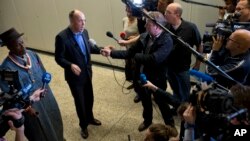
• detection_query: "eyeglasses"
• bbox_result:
[227,38,240,45]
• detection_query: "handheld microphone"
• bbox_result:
[106,31,119,42]
[41,72,52,97]
[189,69,214,83]
[17,84,32,99]
[89,38,97,48]
[120,32,127,40]
[140,73,147,85]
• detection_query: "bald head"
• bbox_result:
[165,2,183,25]
[233,29,250,48]
[226,29,250,55]
[167,2,183,17]
[69,9,86,32]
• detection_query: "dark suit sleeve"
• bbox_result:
[134,33,173,65]
[55,35,72,69]
[111,41,142,59]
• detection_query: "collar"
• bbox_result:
[171,19,183,30]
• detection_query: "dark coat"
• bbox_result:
[55,27,100,85]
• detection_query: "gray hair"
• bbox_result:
[148,11,167,26]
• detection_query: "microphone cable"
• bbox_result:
[106,57,132,95]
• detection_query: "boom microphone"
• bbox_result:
[189,69,214,83]
[41,72,52,97]
[106,31,119,42]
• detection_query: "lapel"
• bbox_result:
[82,31,90,58]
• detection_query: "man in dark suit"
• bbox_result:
[101,11,174,132]
[55,9,102,139]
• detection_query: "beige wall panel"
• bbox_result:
[0,0,224,67]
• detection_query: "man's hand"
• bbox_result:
[212,35,224,51]
[143,81,158,92]
[29,88,45,102]
[118,39,130,46]
[183,104,196,125]
[71,64,81,76]
[4,108,24,130]
[101,48,112,57]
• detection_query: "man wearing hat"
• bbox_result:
[0,28,64,141]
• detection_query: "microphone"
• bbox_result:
[106,31,119,42]
[41,72,52,97]
[17,83,32,99]
[205,23,217,28]
[89,38,97,48]
[140,73,147,85]
[189,69,214,83]
[120,32,127,40]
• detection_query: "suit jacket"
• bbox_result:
[55,27,100,85]
[111,31,173,83]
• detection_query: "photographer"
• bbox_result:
[206,29,250,88]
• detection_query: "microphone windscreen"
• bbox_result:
[106,31,114,38]
[89,38,97,47]
[42,72,52,84]
[120,32,126,40]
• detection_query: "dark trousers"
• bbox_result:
[68,81,94,129]
[135,78,174,126]
[168,69,190,102]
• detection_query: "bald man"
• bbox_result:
[55,10,102,139]
[164,3,202,103]
[207,29,250,88]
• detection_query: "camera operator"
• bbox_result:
[206,29,250,88]
[182,85,250,141]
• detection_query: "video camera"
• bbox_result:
[189,70,249,138]
[0,69,33,115]
[202,12,243,53]
[121,0,157,17]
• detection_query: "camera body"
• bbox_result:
[0,69,32,114]
[190,82,248,138]
[202,12,245,53]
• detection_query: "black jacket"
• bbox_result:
[55,27,100,84]
[111,31,173,83]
